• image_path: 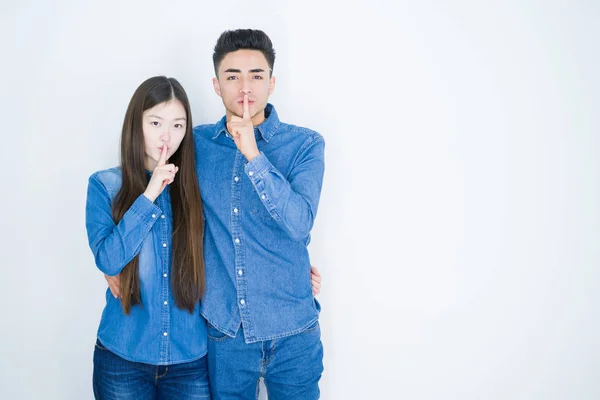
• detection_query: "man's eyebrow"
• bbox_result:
[223,68,268,73]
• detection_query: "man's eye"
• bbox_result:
[253,76,263,80]
[227,76,237,80]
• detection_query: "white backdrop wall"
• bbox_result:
[1,1,599,399]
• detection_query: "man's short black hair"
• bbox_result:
[213,29,276,76]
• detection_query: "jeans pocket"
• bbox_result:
[206,323,231,342]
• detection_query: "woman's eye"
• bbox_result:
[151,121,160,126]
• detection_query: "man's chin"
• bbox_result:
[227,109,249,119]
[225,106,243,119]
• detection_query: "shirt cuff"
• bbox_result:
[131,194,163,226]
[244,152,271,180]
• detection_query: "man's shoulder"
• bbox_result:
[193,123,218,138]
[277,121,324,144]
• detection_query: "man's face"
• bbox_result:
[213,49,276,125]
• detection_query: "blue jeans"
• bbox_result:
[207,321,324,400]
[93,339,211,399]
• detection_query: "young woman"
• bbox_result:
[85,76,322,399]
[85,76,208,399]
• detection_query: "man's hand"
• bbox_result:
[310,266,322,296]
[227,94,260,162]
[105,274,121,298]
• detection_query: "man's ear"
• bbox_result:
[268,75,276,95]
[212,77,222,97]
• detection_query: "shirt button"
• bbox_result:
[164,301,168,305]
[234,208,238,213]
[163,273,167,278]
[240,299,245,305]
[163,332,168,336]
[261,194,266,200]
[234,176,239,182]
[248,171,254,176]
[238,269,243,276]
[152,214,156,218]
[161,215,165,219]
[163,243,167,247]
[235,238,240,244]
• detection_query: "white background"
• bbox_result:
[1,1,599,399]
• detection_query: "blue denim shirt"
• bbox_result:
[193,104,325,343]
[85,167,207,365]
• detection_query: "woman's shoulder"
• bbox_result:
[88,167,122,190]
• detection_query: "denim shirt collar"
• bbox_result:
[212,103,280,143]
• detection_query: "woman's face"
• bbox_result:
[142,99,187,170]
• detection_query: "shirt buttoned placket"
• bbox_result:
[157,191,171,364]
[231,150,254,341]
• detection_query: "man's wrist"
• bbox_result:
[244,149,260,162]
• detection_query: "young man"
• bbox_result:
[193,29,325,399]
